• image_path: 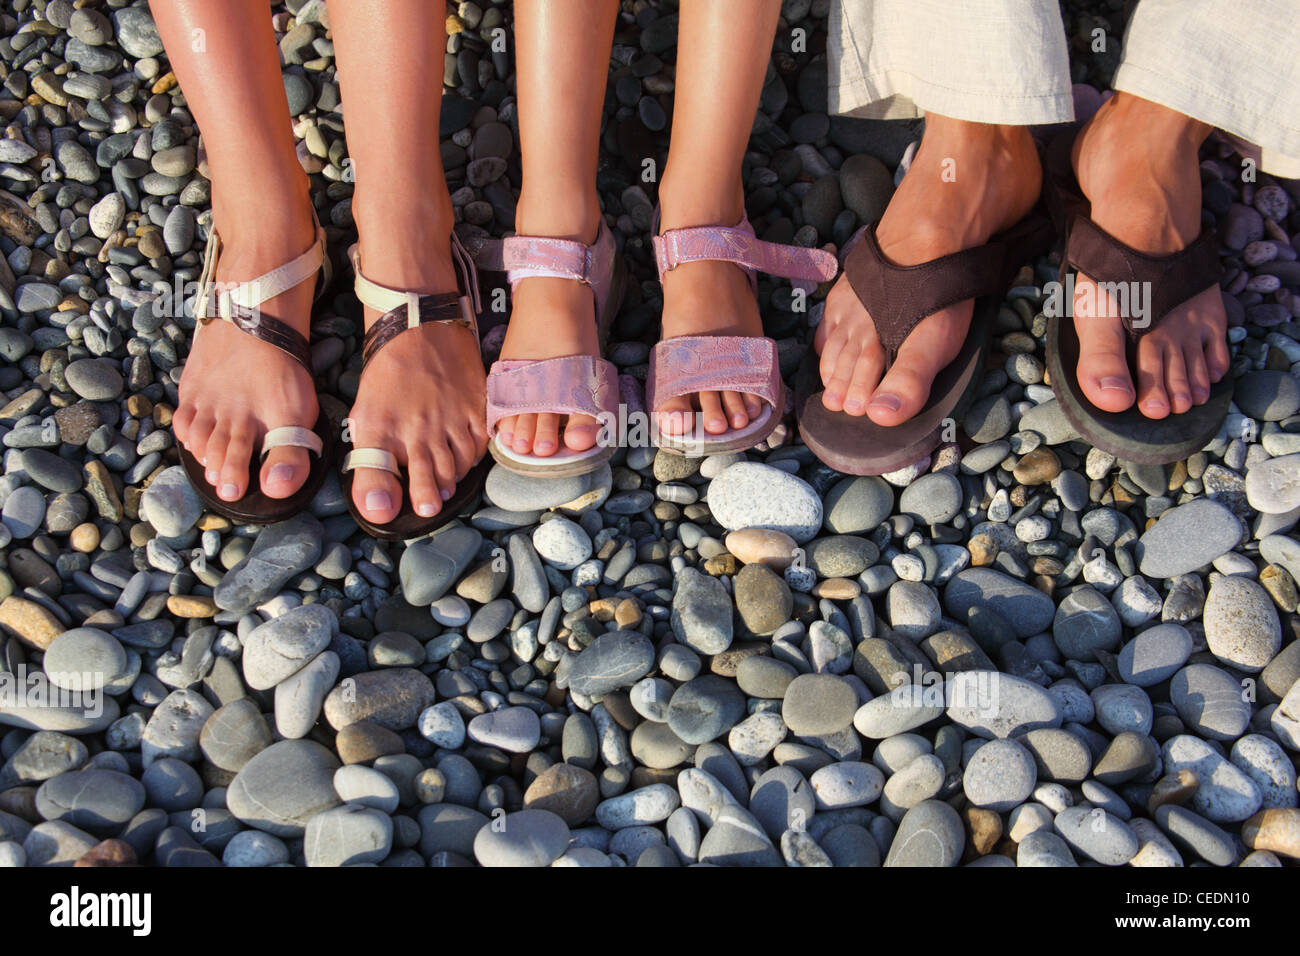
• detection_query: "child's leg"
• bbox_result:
[327,0,488,523]
[155,0,319,501]
[494,0,619,458]
[655,0,783,436]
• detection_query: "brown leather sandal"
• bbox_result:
[177,221,335,525]
[795,212,1053,475]
[1042,131,1232,465]
[339,232,490,541]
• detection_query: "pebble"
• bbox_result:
[706,463,823,543]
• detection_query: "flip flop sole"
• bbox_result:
[340,454,490,541]
[178,407,335,526]
[794,301,991,476]
[1046,312,1233,465]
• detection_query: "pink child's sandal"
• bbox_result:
[648,213,837,456]
[477,219,627,478]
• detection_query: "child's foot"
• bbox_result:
[345,198,488,525]
[1070,93,1229,419]
[654,186,766,437]
[816,117,1041,423]
[171,185,320,503]
[492,208,604,458]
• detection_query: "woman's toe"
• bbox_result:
[511,413,538,455]
[563,413,599,452]
[721,391,750,430]
[1134,339,1170,419]
[217,426,256,501]
[203,425,231,489]
[698,391,728,435]
[657,397,694,436]
[1163,344,1192,415]
[260,446,310,499]
[352,465,402,524]
[496,414,516,449]
[406,450,442,518]
[532,413,561,457]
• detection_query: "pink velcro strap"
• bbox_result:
[646,335,783,411]
[485,355,620,434]
[652,226,837,285]
[498,236,593,287]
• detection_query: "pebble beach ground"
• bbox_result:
[0,0,1298,869]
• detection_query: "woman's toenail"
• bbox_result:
[366,490,393,514]
[219,483,239,500]
[869,393,901,412]
[268,464,295,484]
[440,488,452,501]
[732,414,746,427]
[1099,377,1132,393]
[536,440,554,452]
[416,502,438,517]
[844,399,863,412]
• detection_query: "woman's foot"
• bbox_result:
[172,179,321,503]
[492,199,605,458]
[345,195,488,525]
[654,183,766,436]
[816,117,1041,423]
[1070,93,1230,419]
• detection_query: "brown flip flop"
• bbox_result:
[1042,131,1232,465]
[795,212,1053,475]
[339,231,489,541]
[177,221,336,525]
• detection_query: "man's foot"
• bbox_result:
[345,200,488,525]
[816,116,1041,423]
[1070,93,1229,419]
[493,207,604,458]
[172,187,320,503]
[655,186,766,437]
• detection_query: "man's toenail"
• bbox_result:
[219,483,239,500]
[440,488,452,501]
[416,502,438,517]
[268,464,295,484]
[366,490,393,514]
[869,393,901,412]
[1099,377,1132,393]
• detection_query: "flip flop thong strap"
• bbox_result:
[1065,216,1223,337]
[485,355,620,436]
[341,448,400,477]
[646,335,783,412]
[261,425,323,459]
[350,232,481,370]
[842,223,1009,365]
[194,225,326,372]
[652,213,837,287]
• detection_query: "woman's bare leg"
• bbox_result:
[654,0,782,437]
[493,0,619,458]
[154,0,319,502]
[328,0,487,523]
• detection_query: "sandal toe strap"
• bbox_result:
[341,448,400,477]
[647,335,783,412]
[261,425,323,459]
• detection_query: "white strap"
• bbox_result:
[261,426,323,459]
[348,244,423,329]
[342,448,400,477]
[196,225,327,321]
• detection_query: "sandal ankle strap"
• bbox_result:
[468,218,618,320]
[350,231,482,370]
[193,221,328,373]
[652,211,837,287]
